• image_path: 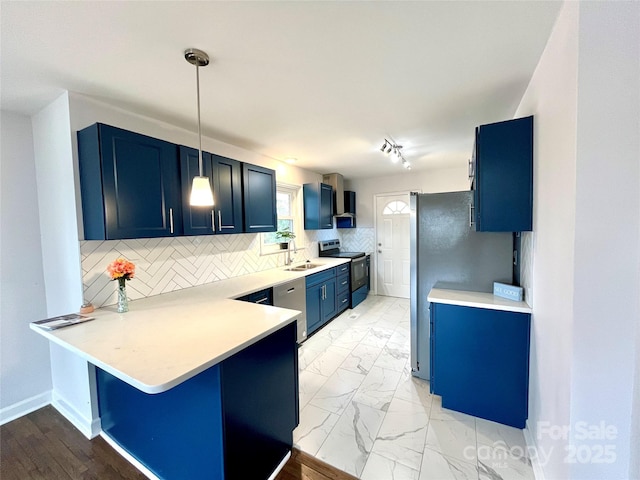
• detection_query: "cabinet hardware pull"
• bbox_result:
[468,203,475,228]
[255,297,269,304]
[342,281,347,286]
[211,211,216,232]
[287,288,295,293]
[468,159,474,180]
[218,211,223,229]
[169,208,174,234]
[342,298,348,304]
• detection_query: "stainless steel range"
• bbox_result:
[318,239,370,308]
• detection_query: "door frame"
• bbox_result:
[372,191,415,296]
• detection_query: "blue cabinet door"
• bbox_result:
[242,163,277,233]
[306,282,323,335]
[303,183,334,230]
[179,146,214,236]
[78,123,182,240]
[322,278,337,322]
[212,154,243,234]
[431,302,531,428]
[220,322,298,479]
[474,115,533,232]
[320,183,334,229]
[180,148,244,235]
[306,268,338,335]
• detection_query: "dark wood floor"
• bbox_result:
[0,406,357,480]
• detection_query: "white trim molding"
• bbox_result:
[524,419,546,480]
[0,391,52,426]
[52,391,101,439]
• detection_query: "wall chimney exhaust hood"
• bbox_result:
[323,172,355,217]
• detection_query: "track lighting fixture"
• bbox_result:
[380,138,410,170]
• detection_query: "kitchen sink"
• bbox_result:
[284,263,322,272]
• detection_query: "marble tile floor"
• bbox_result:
[294,295,535,480]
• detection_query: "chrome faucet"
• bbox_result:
[285,239,297,265]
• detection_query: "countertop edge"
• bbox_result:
[32,310,299,394]
[427,288,532,314]
[31,259,351,394]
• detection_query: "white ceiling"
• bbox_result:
[1,1,561,179]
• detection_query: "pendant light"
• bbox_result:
[185,48,214,206]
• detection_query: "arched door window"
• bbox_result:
[383,200,409,215]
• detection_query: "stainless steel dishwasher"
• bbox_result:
[273,278,307,343]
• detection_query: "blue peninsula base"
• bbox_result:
[96,322,299,479]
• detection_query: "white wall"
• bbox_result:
[31,92,100,438]
[515,3,579,478]
[569,3,639,478]
[32,93,85,314]
[345,164,469,227]
[632,302,640,478]
[0,111,52,422]
[516,2,640,479]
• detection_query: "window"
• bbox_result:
[261,184,301,254]
[263,190,296,244]
[383,200,409,215]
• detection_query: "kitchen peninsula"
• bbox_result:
[31,259,349,480]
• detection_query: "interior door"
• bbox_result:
[375,193,410,298]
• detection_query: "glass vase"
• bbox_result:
[117,279,129,313]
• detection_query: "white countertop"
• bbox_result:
[31,258,349,394]
[428,287,532,314]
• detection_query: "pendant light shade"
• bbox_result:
[185,48,214,207]
[190,176,214,206]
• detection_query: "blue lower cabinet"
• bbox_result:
[305,282,323,336]
[336,272,350,314]
[351,284,368,309]
[337,290,350,313]
[305,268,338,336]
[237,288,273,306]
[96,322,298,479]
[430,302,530,428]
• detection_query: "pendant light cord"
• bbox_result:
[196,62,203,177]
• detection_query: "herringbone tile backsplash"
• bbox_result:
[340,227,375,254]
[81,227,371,308]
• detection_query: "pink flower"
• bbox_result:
[107,257,136,281]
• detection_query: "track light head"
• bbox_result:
[379,138,411,169]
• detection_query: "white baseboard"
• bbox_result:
[524,419,546,480]
[51,392,101,439]
[100,432,160,480]
[102,432,291,480]
[267,450,291,480]
[0,391,52,426]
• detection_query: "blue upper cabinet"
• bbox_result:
[212,154,243,234]
[78,123,182,240]
[473,116,533,232]
[179,146,214,236]
[303,183,334,230]
[242,163,277,233]
[179,147,244,236]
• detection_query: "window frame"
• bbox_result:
[260,183,303,256]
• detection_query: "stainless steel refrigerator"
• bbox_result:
[409,191,514,380]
